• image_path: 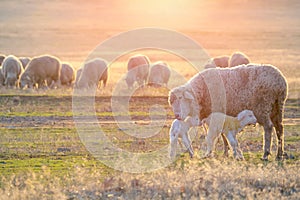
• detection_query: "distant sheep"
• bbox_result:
[76,58,108,89]
[19,57,31,70]
[0,54,5,66]
[228,52,250,67]
[1,55,23,88]
[0,67,5,86]
[148,61,171,87]
[60,62,75,86]
[20,55,61,89]
[169,116,200,158]
[74,68,82,88]
[202,110,257,160]
[125,54,150,89]
[205,56,230,69]
[169,64,288,160]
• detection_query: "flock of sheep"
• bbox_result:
[0,53,171,90]
[168,52,288,161]
[0,51,288,161]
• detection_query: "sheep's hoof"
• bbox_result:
[261,151,271,161]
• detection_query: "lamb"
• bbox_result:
[148,61,171,87]
[60,62,75,86]
[1,55,23,88]
[125,54,150,89]
[19,55,61,89]
[204,56,230,69]
[228,52,250,67]
[19,57,31,69]
[168,64,288,160]
[76,58,108,89]
[202,110,257,160]
[169,116,200,158]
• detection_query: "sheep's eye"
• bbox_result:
[178,96,182,100]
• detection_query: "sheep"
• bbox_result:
[0,54,5,66]
[19,57,31,70]
[228,52,250,67]
[74,68,82,88]
[125,54,150,89]
[169,116,200,158]
[148,61,171,87]
[0,67,5,86]
[168,64,288,160]
[19,55,61,89]
[1,55,23,88]
[204,56,230,69]
[60,62,75,86]
[76,58,108,89]
[202,110,257,160]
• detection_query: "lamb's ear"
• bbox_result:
[26,75,31,81]
[183,91,194,100]
[237,112,246,121]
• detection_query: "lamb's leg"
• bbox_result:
[182,132,194,158]
[204,131,217,158]
[221,133,230,157]
[227,131,244,160]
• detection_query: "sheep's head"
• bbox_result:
[19,74,32,89]
[237,110,257,127]
[168,86,197,120]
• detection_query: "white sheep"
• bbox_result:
[148,61,171,87]
[169,64,288,160]
[125,54,150,89]
[228,52,250,67]
[60,62,75,86]
[76,58,108,89]
[1,55,23,88]
[169,116,200,158]
[202,110,257,160]
[204,56,230,69]
[20,55,61,89]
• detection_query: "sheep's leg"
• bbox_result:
[271,109,287,160]
[221,133,230,157]
[262,118,273,160]
[227,132,244,160]
[182,132,194,158]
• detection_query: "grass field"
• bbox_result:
[0,0,300,199]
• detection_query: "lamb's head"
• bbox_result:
[168,86,197,120]
[237,110,257,127]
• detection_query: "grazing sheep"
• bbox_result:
[0,54,5,66]
[1,55,23,88]
[76,58,108,89]
[205,56,230,69]
[168,64,288,160]
[74,68,82,87]
[125,54,150,89]
[202,110,257,160]
[60,62,75,86]
[0,67,5,86]
[19,57,31,69]
[20,55,61,89]
[148,61,171,87]
[228,52,250,67]
[169,116,200,158]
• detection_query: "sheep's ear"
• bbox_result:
[184,91,194,100]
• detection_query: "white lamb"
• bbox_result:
[169,116,200,158]
[202,110,257,160]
